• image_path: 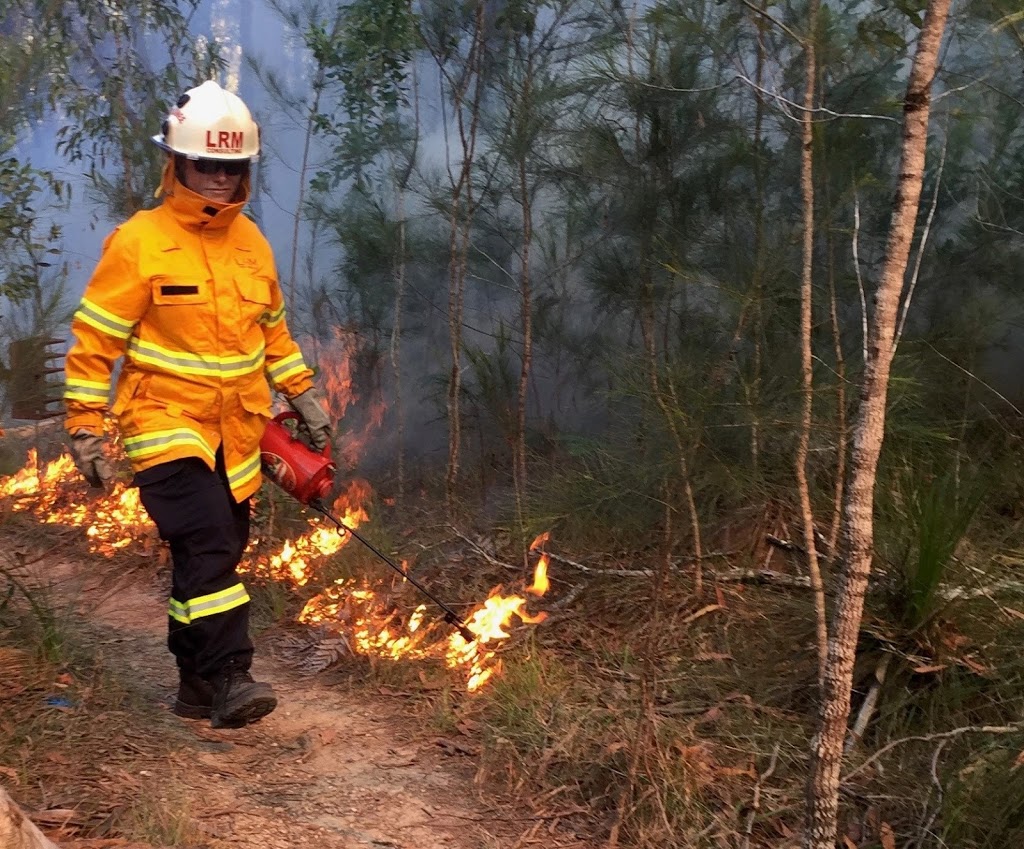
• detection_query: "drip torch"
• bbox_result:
[259,412,476,642]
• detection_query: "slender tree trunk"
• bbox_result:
[822,158,848,557]
[288,81,324,317]
[749,0,769,471]
[111,29,140,214]
[804,3,952,845]
[443,2,485,515]
[795,0,828,686]
[389,51,419,509]
[514,49,535,552]
[826,227,848,558]
[391,180,408,504]
[287,12,340,316]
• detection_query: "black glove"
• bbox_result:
[290,389,332,452]
[68,429,114,488]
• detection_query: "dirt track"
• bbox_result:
[20,555,533,849]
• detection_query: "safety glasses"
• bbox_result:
[192,158,248,176]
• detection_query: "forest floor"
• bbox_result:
[1,528,595,849]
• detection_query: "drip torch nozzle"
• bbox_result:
[309,500,476,643]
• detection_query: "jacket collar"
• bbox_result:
[160,165,250,232]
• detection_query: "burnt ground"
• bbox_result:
[3,538,594,849]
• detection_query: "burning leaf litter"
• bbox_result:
[1,446,550,691]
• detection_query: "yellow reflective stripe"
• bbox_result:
[227,451,261,491]
[168,598,190,624]
[75,298,135,340]
[64,377,111,403]
[123,428,216,463]
[267,351,307,383]
[127,337,265,378]
[168,583,250,624]
[260,305,285,327]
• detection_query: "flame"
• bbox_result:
[0,447,155,554]
[527,553,549,596]
[301,329,388,468]
[296,538,553,691]
[239,480,370,585]
[525,531,550,596]
[1,437,552,691]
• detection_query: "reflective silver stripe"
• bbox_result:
[75,298,135,340]
[267,351,306,382]
[64,378,110,403]
[168,583,250,624]
[261,305,285,327]
[227,452,261,490]
[127,337,265,378]
[123,428,215,463]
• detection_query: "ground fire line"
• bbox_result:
[0,446,550,693]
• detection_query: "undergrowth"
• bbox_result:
[0,554,205,846]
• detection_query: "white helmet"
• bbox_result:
[151,80,259,161]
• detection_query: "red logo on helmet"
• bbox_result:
[206,130,244,153]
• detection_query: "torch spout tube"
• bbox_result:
[309,500,476,643]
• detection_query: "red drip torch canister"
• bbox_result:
[259,412,336,505]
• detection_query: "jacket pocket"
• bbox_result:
[235,275,272,306]
[235,275,274,327]
[151,276,209,305]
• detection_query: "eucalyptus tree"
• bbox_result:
[805,1,953,845]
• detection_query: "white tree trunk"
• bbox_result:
[803,2,953,846]
[0,788,61,849]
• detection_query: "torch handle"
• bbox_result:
[309,500,476,643]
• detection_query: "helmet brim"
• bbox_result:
[150,134,257,162]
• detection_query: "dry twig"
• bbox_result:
[743,743,781,849]
[843,721,1024,783]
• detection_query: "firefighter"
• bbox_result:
[63,80,332,728]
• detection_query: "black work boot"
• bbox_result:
[174,671,215,719]
[209,663,277,729]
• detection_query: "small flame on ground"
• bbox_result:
[0,448,154,554]
[1,445,552,692]
[239,479,371,586]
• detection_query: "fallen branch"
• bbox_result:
[448,527,518,571]
[842,721,1024,784]
[0,788,61,849]
[939,578,1024,600]
[714,568,812,589]
[542,550,655,578]
[913,739,948,849]
[846,652,893,752]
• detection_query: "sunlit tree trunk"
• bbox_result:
[804,2,952,844]
[795,0,828,686]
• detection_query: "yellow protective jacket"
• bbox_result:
[64,168,313,502]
